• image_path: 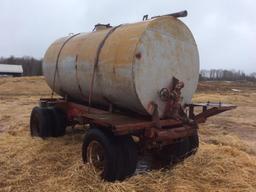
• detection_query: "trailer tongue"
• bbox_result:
[39,98,235,141]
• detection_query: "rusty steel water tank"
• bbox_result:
[43,16,199,118]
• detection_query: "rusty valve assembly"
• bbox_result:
[158,78,185,119]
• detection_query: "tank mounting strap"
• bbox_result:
[88,25,122,112]
[51,33,81,98]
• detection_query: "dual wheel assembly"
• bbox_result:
[29,106,138,181]
[30,106,66,138]
[30,106,199,181]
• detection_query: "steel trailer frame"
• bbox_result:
[39,98,236,146]
[33,77,236,181]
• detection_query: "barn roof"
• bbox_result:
[0,64,23,73]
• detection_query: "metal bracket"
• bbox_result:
[143,15,149,21]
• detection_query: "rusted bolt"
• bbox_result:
[135,52,142,59]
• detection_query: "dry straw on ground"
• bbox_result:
[0,77,256,192]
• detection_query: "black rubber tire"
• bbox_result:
[153,132,199,167]
[116,136,138,180]
[82,128,119,181]
[188,131,199,155]
[153,137,190,166]
[48,107,67,137]
[153,144,175,168]
[30,107,53,138]
[174,138,190,161]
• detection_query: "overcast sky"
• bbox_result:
[0,0,255,73]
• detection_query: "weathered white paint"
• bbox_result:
[134,17,199,116]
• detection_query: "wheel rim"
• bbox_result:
[87,140,105,174]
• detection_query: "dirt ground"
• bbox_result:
[0,77,256,192]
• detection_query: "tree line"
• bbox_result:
[1,56,256,82]
[0,56,42,76]
[200,69,256,82]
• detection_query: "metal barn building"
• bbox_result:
[0,64,23,77]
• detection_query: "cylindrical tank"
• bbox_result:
[43,16,199,118]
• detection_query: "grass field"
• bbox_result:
[0,77,256,192]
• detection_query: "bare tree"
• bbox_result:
[199,69,256,82]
